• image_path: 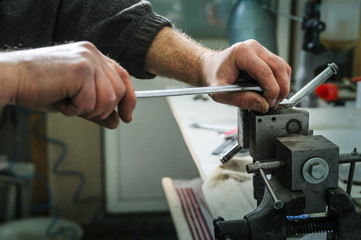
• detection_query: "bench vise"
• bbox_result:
[214,64,361,239]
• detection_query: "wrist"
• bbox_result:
[0,52,22,106]
[145,27,213,86]
[197,50,216,87]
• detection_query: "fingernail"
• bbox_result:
[128,113,133,122]
[125,112,133,123]
[270,99,281,109]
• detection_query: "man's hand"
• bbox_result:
[200,40,291,113]
[1,41,136,129]
[145,27,290,113]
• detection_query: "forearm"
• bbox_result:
[145,28,291,113]
[0,53,20,106]
[144,27,213,87]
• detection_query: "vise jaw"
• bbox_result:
[239,107,339,213]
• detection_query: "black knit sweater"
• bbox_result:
[0,0,172,79]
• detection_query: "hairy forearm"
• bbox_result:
[144,27,213,87]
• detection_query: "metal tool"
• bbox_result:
[135,84,262,99]
[289,63,338,107]
[136,63,338,109]
[213,63,361,240]
[220,63,338,164]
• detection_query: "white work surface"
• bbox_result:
[167,95,238,180]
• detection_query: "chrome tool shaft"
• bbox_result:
[135,84,262,99]
[289,63,338,107]
[136,63,338,101]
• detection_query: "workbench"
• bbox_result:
[162,94,361,239]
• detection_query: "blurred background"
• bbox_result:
[0,0,360,239]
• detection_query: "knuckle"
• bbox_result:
[104,94,118,109]
[245,39,260,47]
[233,41,250,54]
[257,64,273,79]
[81,104,95,115]
[115,84,126,100]
[71,60,94,80]
[275,56,285,68]
[120,68,130,79]
[286,63,292,76]
[75,42,100,63]
[78,41,97,52]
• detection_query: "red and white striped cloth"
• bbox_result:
[174,179,213,240]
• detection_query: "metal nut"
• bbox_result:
[302,158,329,184]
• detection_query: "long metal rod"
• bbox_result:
[259,168,278,202]
[136,63,338,102]
[259,168,284,209]
[346,162,355,195]
[289,63,338,107]
[135,84,262,99]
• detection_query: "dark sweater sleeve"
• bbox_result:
[0,0,62,49]
[53,0,172,79]
[0,0,172,79]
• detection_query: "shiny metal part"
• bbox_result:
[237,109,250,148]
[220,143,243,164]
[190,122,233,132]
[289,63,338,107]
[259,168,284,210]
[135,84,262,99]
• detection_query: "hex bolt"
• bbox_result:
[310,163,327,180]
[302,158,329,184]
[288,122,299,132]
[286,120,301,133]
[352,147,358,155]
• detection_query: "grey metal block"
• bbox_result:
[248,108,310,161]
[275,135,339,213]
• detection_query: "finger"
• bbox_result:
[55,77,97,116]
[245,56,280,108]
[109,60,136,123]
[211,91,269,113]
[234,41,290,108]
[86,110,121,129]
[232,43,279,108]
[81,68,120,120]
[258,53,291,106]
